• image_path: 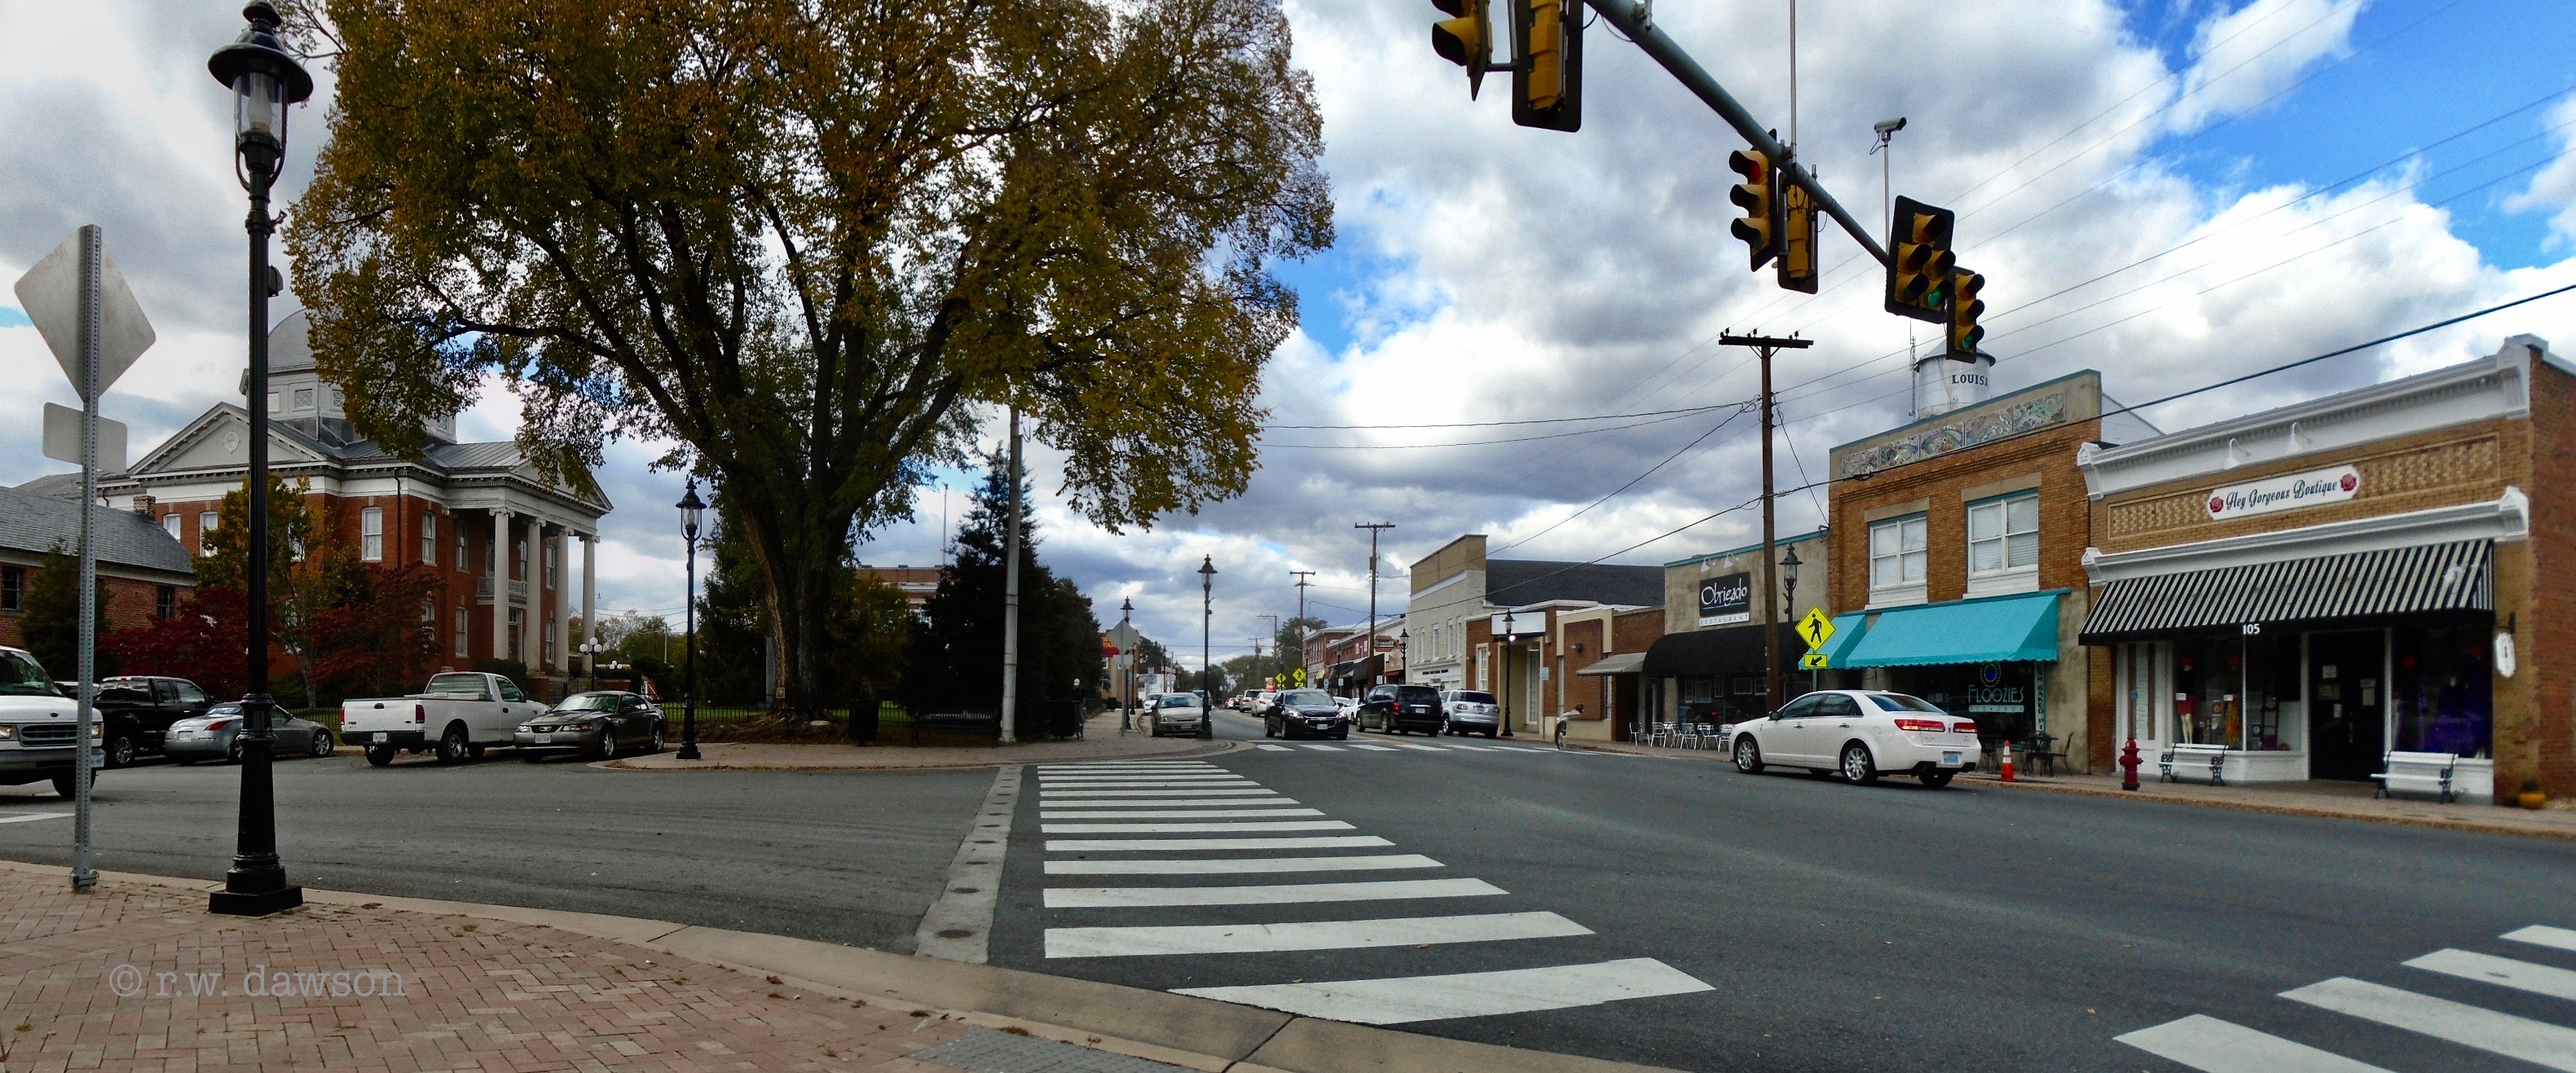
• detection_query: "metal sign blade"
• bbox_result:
[12,229,157,398]
[41,402,129,473]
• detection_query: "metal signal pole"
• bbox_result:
[1720,332,1812,717]
[1000,407,1023,744]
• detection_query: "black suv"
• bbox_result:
[91,676,214,767]
[1359,684,1445,736]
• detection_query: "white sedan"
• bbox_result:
[1721,690,1980,787]
[1149,693,1209,738]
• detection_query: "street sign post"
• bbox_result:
[14,224,156,895]
[42,404,125,473]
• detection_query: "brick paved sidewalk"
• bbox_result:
[0,869,1133,1073]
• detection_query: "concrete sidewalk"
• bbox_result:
[0,861,1671,1073]
[610,712,1236,772]
[1570,737,2576,841]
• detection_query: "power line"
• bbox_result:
[1489,404,1753,554]
[1261,402,1742,430]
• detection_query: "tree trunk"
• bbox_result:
[728,476,858,723]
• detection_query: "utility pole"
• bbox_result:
[1720,332,1812,718]
[999,407,1023,745]
[1258,613,1280,685]
[1288,570,1315,688]
[1354,524,1394,690]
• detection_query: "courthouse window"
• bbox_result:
[361,508,384,561]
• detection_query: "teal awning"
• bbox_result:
[1814,613,1870,668]
[1840,591,2063,668]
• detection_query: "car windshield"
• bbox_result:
[1160,695,1196,709]
[553,693,621,712]
[0,651,55,696]
[1448,691,1496,705]
[1280,690,1332,706]
[423,673,491,699]
[1866,693,1947,714]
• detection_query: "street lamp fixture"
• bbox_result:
[206,0,311,919]
[676,480,707,761]
[1197,556,1217,701]
[1779,543,1803,620]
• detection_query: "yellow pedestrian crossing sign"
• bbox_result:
[1797,608,1835,651]
[1799,650,1830,671]
[1292,667,1307,686]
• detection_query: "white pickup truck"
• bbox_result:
[341,671,547,767]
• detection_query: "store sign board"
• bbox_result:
[2205,464,2360,521]
[1698,571,1752,627]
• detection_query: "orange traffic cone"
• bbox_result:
[2000,742,2016,783]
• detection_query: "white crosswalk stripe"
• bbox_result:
[1254,743,1292,750]
[2116,925,2576,1071]
[0,811,73,825]
[1032,762,1711,1028]
[1294,743,1345,751]
[1346,743,1398,751]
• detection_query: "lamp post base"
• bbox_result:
[209,883,303,917]
[676,744,702,760]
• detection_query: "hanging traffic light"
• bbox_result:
[1777,174,1818,293]
[1433,0,1494,99]
[1510,0,1582,131]
[1728,148,1777,270]
[1948,269,1986,358]
[1885,196,1954,323]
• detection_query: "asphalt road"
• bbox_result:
[7,715,2574,1071]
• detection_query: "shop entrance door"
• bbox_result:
[2308,631,2385,781]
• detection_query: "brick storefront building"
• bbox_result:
[1824,371,2164,774]
[95,313,612,697]
[0,486,196,653]
[1556,604,1666,742]
[2078,336,2574,800]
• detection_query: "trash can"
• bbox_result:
[848,690,879,744]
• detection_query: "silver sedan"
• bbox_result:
[162,705,337,763]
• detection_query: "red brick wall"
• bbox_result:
[1559,618,1605,719]
[2530,358,2576,797]
[0,574,180,653]
[1612,607,1666,654]
[1828,418,2102,612]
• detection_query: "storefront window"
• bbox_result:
[1679,676,1716,722]
[2393,622,2491,759]
[1887,662,2041,745]
[2169,631,2301,750]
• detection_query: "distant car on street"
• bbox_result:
[515,691,666,761]
[1262,688,1348,741]
[1358,684,1444,736]
[1148,693,1210,738]
[1438,690,1501,738]
[90,675,214,767]
[1333,695,1358,717]
[341,671,548,767]
[1723,690,1979,787]
[163,703,337,763]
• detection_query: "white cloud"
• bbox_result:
[2506,96,2576,248]
[2169,0,2368,133]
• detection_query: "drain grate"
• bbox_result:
[909,1026,1193,1073]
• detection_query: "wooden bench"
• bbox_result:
[2160,743,2230,785]
[910,710,999,741]
[2372,750,2458,803]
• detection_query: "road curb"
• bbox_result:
[0,858,1680,1073]
[1964,775,2576,842]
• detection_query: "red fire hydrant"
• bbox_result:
[2120,736,2142,791]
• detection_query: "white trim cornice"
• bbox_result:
[2081,487,2530,585]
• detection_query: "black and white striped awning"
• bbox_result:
[2080,539,2492,644]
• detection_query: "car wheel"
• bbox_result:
[435,724,469,765]
[1839,742,1878,785]
[366,745,395,767]
[1264,721,1276,739]
[595,728,618,760]
[1336,728,1350,740]
[51,770,93,799]
[1485,729,1499,739]
[467,745,487,759]
[650,724,665,753]
[227,738,244,764]
[522,750,546,763]
[310,730,334,759]
[1733,737,1764,773]
[105,732,135,770]
[1921,770,1956,788]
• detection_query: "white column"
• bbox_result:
[553,526,570,671]
[491,508,510,664]
[582,531,598,680]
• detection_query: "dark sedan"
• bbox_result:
[1262,688,1350,741]
[515,692,665,761]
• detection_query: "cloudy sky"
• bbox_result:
[5,0,2574,670]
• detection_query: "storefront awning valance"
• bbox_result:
[2079,539,2491,644]
[1839,591,2063,668]
[1576,652,1647,676]
[1640,623,1802,678]
[1816,613,1869,667]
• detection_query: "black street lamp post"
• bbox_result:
[1780,543,1803,620]
[207,0,311,918]
[676,481,706,761]
[1197,557,1217,699]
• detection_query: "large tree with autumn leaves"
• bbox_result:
[282,0,1329,715]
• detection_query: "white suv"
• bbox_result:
[1722,690,1979,788]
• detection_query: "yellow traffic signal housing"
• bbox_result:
[1728,148,1777,270]
[1511,0,1582,131]
[1884,196,1954,323]
[1777,178,1818,293]
[1948,269,1986,358]
[1433,0,1495,99]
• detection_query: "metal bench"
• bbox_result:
[2372,750,2458,803]
[2160,742,2230,785]
[911,710,1000,741]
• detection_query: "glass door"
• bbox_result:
[2306,630,2386,781]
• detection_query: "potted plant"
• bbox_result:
[2520,778,2547,811]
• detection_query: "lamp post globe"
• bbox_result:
[1779,543,1803,618]
[676,480,707,760]
[206,0,311,919]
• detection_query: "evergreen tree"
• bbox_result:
[900,460,1101,718]
[20,547,114,682]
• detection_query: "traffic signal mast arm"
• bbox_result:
[1581,0,1890,268]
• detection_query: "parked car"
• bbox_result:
[0,647,101,799]
[163,703,337,763]
[1438,690,1502,737]
[90,675,214,767]
[1723,690,1980,787]
[341,671,548,767]
[1358,684,1444,735]
[515,691,666,761]
[1334,695,1358,717]
[1263,688,1349,740]
[1148,693,1210,738]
